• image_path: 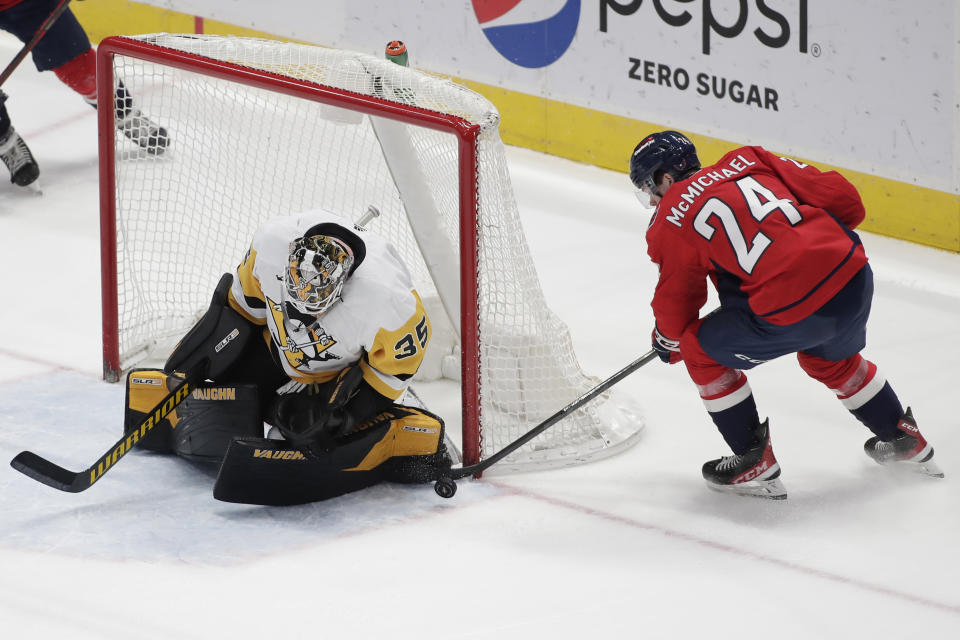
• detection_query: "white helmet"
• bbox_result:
[284,234,354,316]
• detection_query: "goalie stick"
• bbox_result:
[432,349,659,498]
[10,372,199,492]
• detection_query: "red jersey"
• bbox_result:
[646,146,867,339]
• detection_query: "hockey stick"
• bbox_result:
[10,373,198,492]
[0,0,72,89]
[433,349,659,498]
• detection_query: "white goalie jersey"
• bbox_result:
[227,209,431,400]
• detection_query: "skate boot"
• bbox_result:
[0,126,39,186]
[864,408,944,478]
[114,83,169,155]
[702,420,787,499]
[117,108,169,155]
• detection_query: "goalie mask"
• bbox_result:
[284,235,355,316]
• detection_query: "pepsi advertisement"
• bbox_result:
[133,0,957,198]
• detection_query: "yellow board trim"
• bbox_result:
[72,0,195,43]
[461,79,960,253]
[73,0,302,44]
[75,3,959,253]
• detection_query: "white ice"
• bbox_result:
[0,34,958,639]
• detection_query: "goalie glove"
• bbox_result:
[652,326,682,364]
[269,365,366,451]
[270,390,331,447]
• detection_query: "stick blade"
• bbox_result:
[10,451,86,492]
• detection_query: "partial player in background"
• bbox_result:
[0,0,168,187]
[123,207,452,504]
[631,130,943,499]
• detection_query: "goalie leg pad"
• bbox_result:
[212,405,449,506]
[124,368,183,453]
[349,406,451,483]
[171,384,261,463]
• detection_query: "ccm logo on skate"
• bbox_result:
[733,461,769,484]
[214,328,241,353]
[253,449,307,461]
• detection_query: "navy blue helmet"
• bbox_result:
[629,131,700,192]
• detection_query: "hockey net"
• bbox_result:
[98,34,644,471]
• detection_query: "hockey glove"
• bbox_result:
[315,364,364,439]
[270,390,332,447]
[270,365,366,449]
[652,326,682,364]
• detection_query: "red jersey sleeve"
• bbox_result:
[751,147,865,230]
[646,219,709,339]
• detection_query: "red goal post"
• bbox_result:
[97,34,644,471]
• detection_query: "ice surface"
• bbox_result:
[0,33,958,639]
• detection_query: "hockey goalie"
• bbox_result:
[122,208,453,505]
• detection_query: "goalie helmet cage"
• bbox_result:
[98,34,644,471]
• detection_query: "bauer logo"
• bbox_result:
[473,0,581,68]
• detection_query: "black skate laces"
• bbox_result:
[0,130,34,174]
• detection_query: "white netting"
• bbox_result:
[105,34,643,471]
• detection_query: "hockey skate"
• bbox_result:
[864,408,944,478]
[117,108,169,155]
[702,420,787,499]
[0,126,39,186]
[113,82,168,155]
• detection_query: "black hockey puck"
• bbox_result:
[434,477,457,499]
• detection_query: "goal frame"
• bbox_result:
[96,36,485,465]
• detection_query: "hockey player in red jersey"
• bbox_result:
[0,0,168,186]
[631,130,943,499]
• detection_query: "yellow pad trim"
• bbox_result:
[346,409,442,471]
[127,368,181,428]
